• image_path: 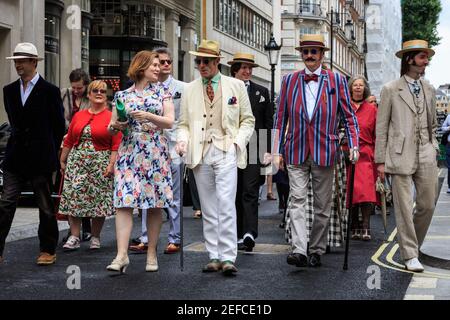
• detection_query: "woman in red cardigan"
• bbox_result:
[59,80,122,250]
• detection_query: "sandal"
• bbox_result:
[267,193,277,200]
[193,210,202,219]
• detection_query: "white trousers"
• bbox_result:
[193,144,238,262]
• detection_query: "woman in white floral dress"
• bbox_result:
[107,51,175,274]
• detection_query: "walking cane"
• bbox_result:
[343,159,356,271]
[179,157,184,272]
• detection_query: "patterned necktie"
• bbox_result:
[305,74,319,83]
[206,80,214,102]
[413,81,421,98]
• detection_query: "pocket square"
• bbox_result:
[259,95,266,103]
[228,97,237,105]
[173,92,182,99]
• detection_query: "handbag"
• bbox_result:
[55,176,68,221]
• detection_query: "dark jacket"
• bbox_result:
[3,76,65,175]
[247,81,273,157]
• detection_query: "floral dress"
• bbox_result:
[113,84,173,209]
[60,125,115,218]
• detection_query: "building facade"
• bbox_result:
[280,0,367,79]
[89,0,196,90]
[365,0,402,99]
[200,0,281,89]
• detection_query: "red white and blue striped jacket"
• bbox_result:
[273,69,359,167]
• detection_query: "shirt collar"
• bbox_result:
[404,75,421,85]
[20,72,40,87]
[162,75,173,88]
[305,66,322,76]
[202,72,221,84]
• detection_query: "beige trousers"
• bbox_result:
[391,162,437,261]
[287,156,334,256]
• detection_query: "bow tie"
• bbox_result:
[305,74,319,83]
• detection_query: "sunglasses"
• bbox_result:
[91,89,107,94]
[302,48,319,55]
[195,58,213,65]
[160,59,172,65]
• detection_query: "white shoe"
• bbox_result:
[63,235,80,251]
[90,236,101,250]
[404,258,424,272]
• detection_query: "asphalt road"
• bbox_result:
[0,185,413,301]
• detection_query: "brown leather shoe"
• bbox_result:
[129,242,148,254]
[202,259,222,272]
[164,243,180,254]
[222,260,238,276]
[36,252,56,265]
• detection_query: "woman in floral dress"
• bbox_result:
[60,80,122,250]
[107,51,175,274]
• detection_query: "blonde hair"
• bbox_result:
[127,50,159,83]
[87,80,107,94]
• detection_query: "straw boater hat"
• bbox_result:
[189,40,224,58]
[227,53,259,67]
[6,42,44,61]
[395,39,435,58]
[295,34,330,52]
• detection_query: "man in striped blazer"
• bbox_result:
[273,34,360,268]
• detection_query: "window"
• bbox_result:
[81,27,89,73]
[90,0,165,40]
[45,13,60,86]
[214,0,272,51]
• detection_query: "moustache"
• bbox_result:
[305,58,316,62]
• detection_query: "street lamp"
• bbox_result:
[264,34,282,105]
[328,7,354,71]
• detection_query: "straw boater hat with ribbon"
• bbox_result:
[227,53,259,67]
[6,42,44,61]
[395,39,435,58]
[189,40,224,58]
[295,34,330,52]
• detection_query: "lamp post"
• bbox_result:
[264,34,282,105]
[328,6,354,71]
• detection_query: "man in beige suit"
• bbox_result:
[375,40,439,272]
[176,40,255,276]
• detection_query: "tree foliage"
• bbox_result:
[401,0,442,47]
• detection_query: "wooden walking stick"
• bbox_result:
[343,160,356,271]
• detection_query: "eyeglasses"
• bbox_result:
[91,89,107,94]
[160,59,172,65]
[302,48,319,55]
[195,58,212,65]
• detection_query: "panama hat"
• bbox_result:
[295,34,330,52]
[189,40,224,58]
[6,42,44,61]
[227,53,259,67]
[395,39,435,58]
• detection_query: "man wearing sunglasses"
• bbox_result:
[176,40,255,276]
[273,34,359,268]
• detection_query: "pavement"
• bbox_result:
[1,180,449,300]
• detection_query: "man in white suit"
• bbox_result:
[176,40,255,276]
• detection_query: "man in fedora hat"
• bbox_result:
[0,42,65,265]
[375,39,438,272]
[228,53,272,252]
[273,34,359,268]
[176,40,255,276]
